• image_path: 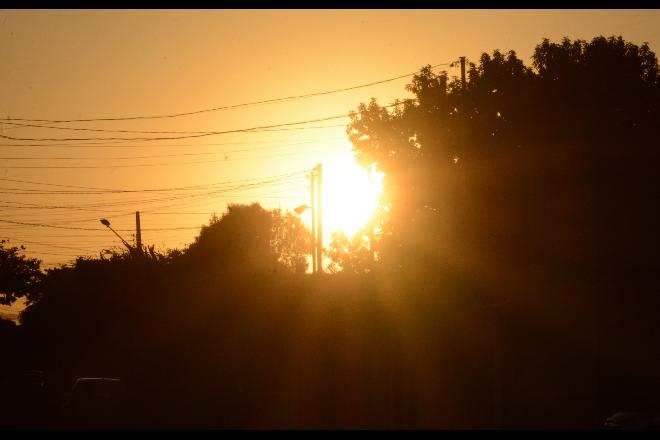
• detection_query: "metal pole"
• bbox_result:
[310,171,317,274]
[108,225,133,254]
[316,163,323,273]
[460,56,466,91]
[135,211,142,256]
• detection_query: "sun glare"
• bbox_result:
[321,157,384,239]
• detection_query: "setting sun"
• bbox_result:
[3,9,660,431]
[321,158,384,239]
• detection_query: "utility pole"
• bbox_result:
[135,211,142,256]
[315,163,323,273]
[310,172,317,274]
[460,56,466,91]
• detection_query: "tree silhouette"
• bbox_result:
[7,36,660,430]
[270,209,312,274]
[347,35,660,277]
[185,203,311,274]
[327,230,374,274]
[0,240,42,306]
[344,35,660,426]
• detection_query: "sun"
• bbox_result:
[320,157,384,240]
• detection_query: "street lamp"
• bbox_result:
[293,203,319,273]
[99,218,135,255]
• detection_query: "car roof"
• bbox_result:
[74,377,122,382]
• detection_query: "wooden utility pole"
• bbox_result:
[310,171,317,274]
[135,211,142,256]
[460,56,466,91]
[315,163,323,273]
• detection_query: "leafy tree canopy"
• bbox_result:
[0,240,42,306]
[186,203,311,274]
[347,36,660,274]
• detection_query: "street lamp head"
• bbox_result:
[294,204,310,215]
[100,218,110,227]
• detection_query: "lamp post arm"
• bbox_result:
[106,225,134,253]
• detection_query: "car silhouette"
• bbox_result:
[605,411,660,430]
[61,377,127,428]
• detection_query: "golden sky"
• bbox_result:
[0,8,659,274]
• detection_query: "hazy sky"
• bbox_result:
[0,9,659,278]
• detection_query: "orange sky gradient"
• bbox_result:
[0,8,659,284]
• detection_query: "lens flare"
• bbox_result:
[321,158,384,240]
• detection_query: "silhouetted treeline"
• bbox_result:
[346,35,660,426]
[2,36,660,429]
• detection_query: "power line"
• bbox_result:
[147,212,219,215]
[0,174,306,208]
[80,181,304,209]
[2,63,450,124]
[0,237,98,253]
[0,218,199,232]
[0,191,307,236]
[0,211,134,224]
[0,121,348,136]
[0,169,306,193]
[0,135,347,149]
[1,121,214,135]
[0,173,306,211]
[0,191,302,222]
[0,112,359,142]
[0,147,329,170]
[0,124,348,147]
[0,99,404,142]
[0,141,343,163]
[19,250,90,258]
[0,231,192,240]
[0,190,305,225]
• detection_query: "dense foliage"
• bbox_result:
[0,240,42,306]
